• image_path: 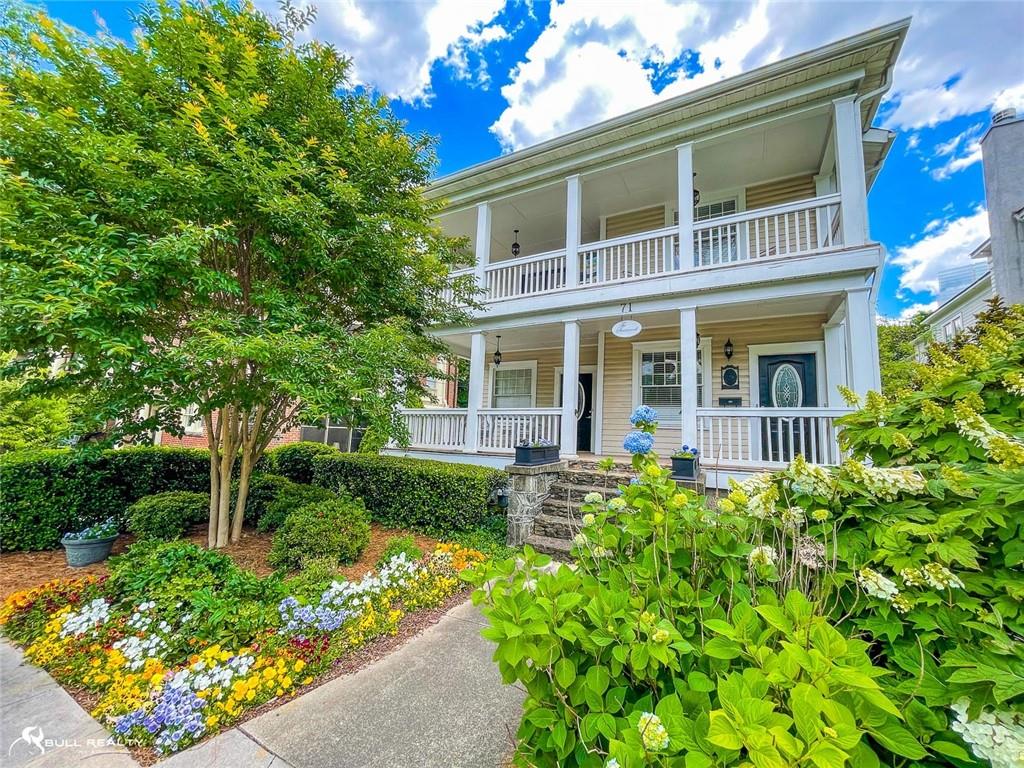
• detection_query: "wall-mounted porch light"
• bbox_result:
[693,173,701,206]
[724,338,734,359]
[493,335,502,366]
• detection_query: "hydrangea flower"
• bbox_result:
[581,514,595,527]
[857,567,900,602]
[573,533,588,548]
[951,699,1024,768]
[583,492,603,504]
[748,545,776,567]
[638,712,670,751]
[623,430,654,455]
[630,405,658,426]
[608,497,626,510]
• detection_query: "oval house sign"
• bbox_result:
[611,319,642,338]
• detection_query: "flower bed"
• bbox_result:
[0,540,485,758]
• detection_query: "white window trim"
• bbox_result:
[631,338,711,423]
[181,405,204,436]
[746,341,827,407]
[487,360,538,408]
[553,365,598,407]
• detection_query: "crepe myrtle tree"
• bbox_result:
[0,0,477,546]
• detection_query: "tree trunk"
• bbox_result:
[213,404,240,548]
[205,411,221,548]
[230,448,253,543]
[230,404,270,543]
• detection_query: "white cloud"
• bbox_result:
[929,122,984,180]
[896,301,938,321]
[278,0,508,101]
[889,207,989,296]
[488,0,1024,151]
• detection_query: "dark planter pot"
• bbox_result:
[61,534,117,567]
[514,444,560,466]
[671,456,699,480]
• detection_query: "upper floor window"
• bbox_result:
[695,198,737,222]
[942,314,964,341]
[181,405,203,435]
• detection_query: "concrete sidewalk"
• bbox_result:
[2,599,523,768]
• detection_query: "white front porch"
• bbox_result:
[389,293,875,487]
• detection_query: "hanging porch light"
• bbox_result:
[511,230,520,257]
[493,335,502,366]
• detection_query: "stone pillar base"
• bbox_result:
[505,461,566,546]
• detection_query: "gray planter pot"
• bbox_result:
[61,534,117,567]
[670,456,699,480]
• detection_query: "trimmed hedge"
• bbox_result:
[264,442,339,484]
[127,491,209,541]
[231,472,294,526]
[258,483,336,533]
[0,446,208,551]
[311,454,507,537]
[269,495,371,569]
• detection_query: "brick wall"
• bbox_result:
[157,424,301,448]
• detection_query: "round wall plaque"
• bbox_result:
[611,319,642,338]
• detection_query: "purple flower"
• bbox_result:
[623,430,655,455]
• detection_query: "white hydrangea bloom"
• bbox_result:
[844,461,927,501]
[748,545,776,567]
[583,492,603,504]
[581,513,595,527]
[638,712,670,751]
[857,568,900,602]
[608,497,627,510]
[951,699,1024,768]
[922,562,965,590]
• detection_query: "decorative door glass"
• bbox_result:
[770,363,803,407]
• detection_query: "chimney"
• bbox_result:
[981,107,1024,304]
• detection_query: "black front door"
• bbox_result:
[757,354,817,462]
[559,372,593,452]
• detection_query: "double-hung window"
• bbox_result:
[491,363,535,408]
[634,340,710,421]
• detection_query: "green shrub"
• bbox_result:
[450,513,515,560]
[258,483,336,533]
[264,441,339,484]
[0,446,208,551]
[282,555,340,601]
[231,472,294,526]
[126,491,209,541]
[312,454,506,536]
[269,496,371,570]
[376,534,422,568]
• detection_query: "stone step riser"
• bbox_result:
[532,514,578,540]
[525,534,572,561]
[547,484,622,503]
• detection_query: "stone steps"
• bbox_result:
[547,482,623,503]
[532,512,579,540]
[525,533,572,560]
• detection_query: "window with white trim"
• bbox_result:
[634,340,709,420]
[492,366,534,408]
[181,405,203,435]
[942,314,964,341]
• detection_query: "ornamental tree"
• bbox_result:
[0,0,475,546]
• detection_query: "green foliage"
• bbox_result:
[468,447,923,766]
[876,313,928,395]
[231,472,294,526]
[449,513,516,560]
[283,556,341,601]
[257,482,336,533]
[312,453,506,537]
[269,496,371,570]
[107,539,284,645]
[264,442,339,484]
[126,491,209,541]
[0,353,75,451]
[376,535,422,569]
[0,446,208,550]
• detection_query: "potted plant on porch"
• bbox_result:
[515,438,560,466]
[61,517,119,567]
[670,445,701,480]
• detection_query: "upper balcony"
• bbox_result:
[432,19,908,316]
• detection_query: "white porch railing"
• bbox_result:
[484,249,566,301]
[401,408,468,451]
[697,407,849,467]
[692,194,842,267]
[440,267,474,304]
[478,408,561,453]
[579,226,678,286]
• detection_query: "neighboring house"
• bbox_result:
[387,20,911,487]
[916,107,1024,356]
[153,407,362,451]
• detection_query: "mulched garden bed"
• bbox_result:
[0,523,439,598]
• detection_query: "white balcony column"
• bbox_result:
[676,143,694,268]
[679,307,698,447]
[463,332,487,453]
[822,317,848,407]
[833,96,868,246]
[565,175,581,289]
[844,287,875,400]
[560,320,581,457]
[474,202,491,293]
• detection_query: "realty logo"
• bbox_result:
[8,726,46,756]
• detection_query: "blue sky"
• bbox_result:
[43,1,1024,320]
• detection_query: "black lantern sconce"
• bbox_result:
[695,331,701,349]
[511,230,520,258]
[493,335,502,366]
[693,173,700,206]
[724,338,734,360]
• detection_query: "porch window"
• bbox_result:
[492,364,535,408]
[634,340,710,420]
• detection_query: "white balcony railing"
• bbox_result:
[478,408,561,453]
[485,249,566,301]
[692,194,842,267]
[440,267,474,304]
[697,407,849,467]
[401,408,468,451]
[579,226,678,286]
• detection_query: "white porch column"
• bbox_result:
[565,175,581,289]
[464,332,486,453]
[676,144,694,269]
[560,320,581,457]
[833,96,868,247]
[679,307,698,447]
[844,288,875,399]
[823,319,848,407]
[474,202,491,293]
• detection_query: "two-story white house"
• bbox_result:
[391,19,909,488]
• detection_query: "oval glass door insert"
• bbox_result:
[771,363,803,407]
